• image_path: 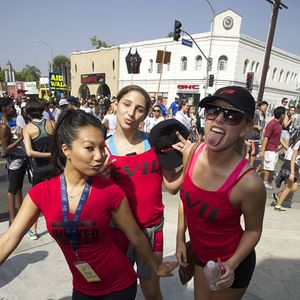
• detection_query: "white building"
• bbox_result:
[118,9,300,109]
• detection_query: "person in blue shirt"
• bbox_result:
[155,96,167,118]
[169,97,180,117]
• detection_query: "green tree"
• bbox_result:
[15,65,41,81]
[90,35,111,49]
[167,31,174,38]
[52,55,70,73]
[0,67,4,82]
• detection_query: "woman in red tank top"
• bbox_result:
[106,85,183,300]
[175,86,266,300]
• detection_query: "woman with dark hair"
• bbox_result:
[106,85,182,300]
[0,109,177,299]
[273,128,300,211]
[23,99,55,239]
[175,86,266,300]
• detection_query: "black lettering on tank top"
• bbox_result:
[185,192,201,208]
[124,163,140,177]
[183,190,220,223]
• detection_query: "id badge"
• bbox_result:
[75,261,101,282]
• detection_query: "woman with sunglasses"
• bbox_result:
[0,110,177,300]
[175,86,266,300]
[106,85,183,300]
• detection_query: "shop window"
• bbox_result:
[255,62,260,73]
[217,55,228,71]
[272,68,277,81]
[157,63,163,73]
[243,59,249,74]
[148,59,153,73]
[195,55,202,71]
[285,71,290,84]
[279,70,284,82]
[181,56,187,71]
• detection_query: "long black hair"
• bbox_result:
[51,109,103,175]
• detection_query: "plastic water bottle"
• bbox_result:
[203,260,222,291]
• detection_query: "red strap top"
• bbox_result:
[181,143,253,263]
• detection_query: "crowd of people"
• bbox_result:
[0,85,299,299]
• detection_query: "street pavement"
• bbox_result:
[0,163,300,299]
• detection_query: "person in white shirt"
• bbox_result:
[273,129,300,211]
[175,99,191,130]
[102,99,118,137]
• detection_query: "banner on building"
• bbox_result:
[49,72,68,91]
[81,73,105,84]
[126,48,142,74]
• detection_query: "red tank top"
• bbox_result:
[181,143,250,263]
[109,148,163,228]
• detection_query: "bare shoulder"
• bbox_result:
[237,169,266,206]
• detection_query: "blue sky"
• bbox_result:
[1,0,299,76]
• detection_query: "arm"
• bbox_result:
[279,137,289,151]
[23,126,51,158]
[175,200,188,267]
[0,194,41,264]
[162,133,193,194]
[259,136,268,156]
[283,114,292,128]
[112,198,178,277]
[288,148,298,182]
[217,172,266,288]
[0,125,23,157]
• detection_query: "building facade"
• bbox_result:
[70,9,300,109]
[118,9,300,109]
[70,47,119,99]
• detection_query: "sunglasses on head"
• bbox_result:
[204,104,246,126]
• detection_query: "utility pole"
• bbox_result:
[257,0,287,102]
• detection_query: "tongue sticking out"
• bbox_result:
[207,131,225,146]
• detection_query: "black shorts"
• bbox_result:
[281,160,299,181]
[72,282,137,300]
[7,161,27,194]
[195,250,256,289]
[32,164,54,186]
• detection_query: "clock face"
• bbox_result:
[223,16,234,30]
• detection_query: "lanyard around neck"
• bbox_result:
[60,173,92,253]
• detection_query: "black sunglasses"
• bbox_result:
[204,104,246,126]
[153,109,160,112]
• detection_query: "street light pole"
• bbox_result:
[204,0,216,98]
[35,40,53,72]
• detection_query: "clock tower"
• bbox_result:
[212,9,242,36]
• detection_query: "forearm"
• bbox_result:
[162,168,183,194]
[226,230,262,270]
[176,201,186,243]
[130,228,159,273]
[0,231,23,265]
[26,150,51,158]
[260,137,268,153]
[2,138,23,155]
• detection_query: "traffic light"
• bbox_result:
[208,74,214,87]
[246,72,254,90]
[173,20,182,41]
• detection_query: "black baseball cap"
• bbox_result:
[149,119,190,170]
[0,97,13,107]
[199,86,255,119]
[68,96,80,107]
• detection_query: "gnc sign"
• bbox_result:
[177,84,199,93]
